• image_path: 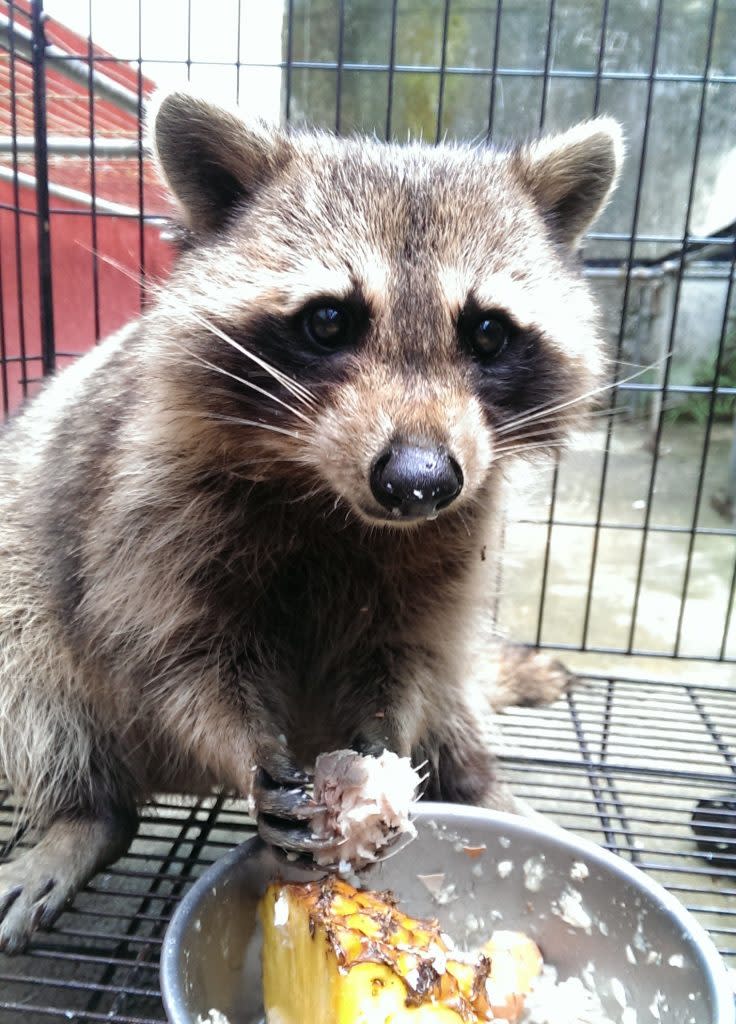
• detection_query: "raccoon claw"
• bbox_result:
[0,859,66,953]
[257,744,310,789]
[252,768,320,821]
[257,815,338,857]
[350,733,391,758]
[252,756,329,858]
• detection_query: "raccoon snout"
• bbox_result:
[369,443,463,519]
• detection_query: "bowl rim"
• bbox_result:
[160,803,736,1024]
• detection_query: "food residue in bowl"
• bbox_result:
[498,859,514,878]
[570,861,589,882]
[195,1011,231,1024]
[523,855,547,893]
[552,887,593,933]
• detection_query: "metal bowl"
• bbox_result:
[161,804,735,1024]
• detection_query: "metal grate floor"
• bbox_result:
[0,672,734,1023]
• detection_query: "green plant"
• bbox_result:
[665,330,736,425]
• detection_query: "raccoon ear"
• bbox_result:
[515,118,624,247]
[149,91,289,235]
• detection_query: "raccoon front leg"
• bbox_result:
[419,705,520,813]
[349,711,413,761]
[0,809,137,952]
[253,668,416,854]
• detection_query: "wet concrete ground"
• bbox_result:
[497,420,735,687]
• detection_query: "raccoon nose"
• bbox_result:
[370,444,463,518]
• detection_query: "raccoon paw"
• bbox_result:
[252,748,334,858]
[350,717,411,760]
[0,852,71,953]
[0,813,137,953]
[491,644,577,711]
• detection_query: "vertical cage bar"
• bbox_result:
[592,0,610,115]
[385,0,399,140]
[672,1,732,655]
[675,264,735,656]
[721,547,736,660]
[486,0,503,141]
[136,0,145,306]
[628,0,720,654]
[531,0,559,646]
[335,0,345,134]
[6,0,29,399]
[186,0,192,83]
[0,247,9,417]
[30,0,55,376]
[435,0,452,143]
[538,0,555,130]
[87,0,101,342]
[534,459,558,648]
[235,0,243,103]
[284,0,294,123]
[580,0,615,646]
[580,0,666,650]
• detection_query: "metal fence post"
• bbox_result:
[30,0,55,376]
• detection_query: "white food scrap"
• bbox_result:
[523,855,547,892]
[524,966,620,1024]
[195,1011,231,1024]
[570,861,589,881]
[610,977,628,1009]
[311,749,420,868]
[552,887,592,932]
[417,872,446,896]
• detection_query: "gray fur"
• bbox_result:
[0,93,622,949]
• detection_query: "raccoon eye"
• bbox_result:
[303,303,352,349]
[468,313,511,361]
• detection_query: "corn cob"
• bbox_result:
[259,878,542,1023]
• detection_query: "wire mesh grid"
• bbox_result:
[0,672,734,1023]
[0,0,735,1019]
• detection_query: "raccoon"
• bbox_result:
[0,92,622,950]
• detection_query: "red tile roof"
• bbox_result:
[0,0,171,214]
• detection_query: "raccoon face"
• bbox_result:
[151,93,622,526]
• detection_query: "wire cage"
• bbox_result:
[0,0,734,1020]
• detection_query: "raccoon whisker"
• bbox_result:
[228,455,308,469]
[494,435,568,452]
[85,246,317,411]
[493,440,569,461]
[493,426,562,446]
[183,352,313,425]
[187,309,317,410]
[493,409,624,448]
[198,413,303,441]
[281,484,330,506]
[493,408,632,453]
[494,356,670,438]
[587,404,634,420]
